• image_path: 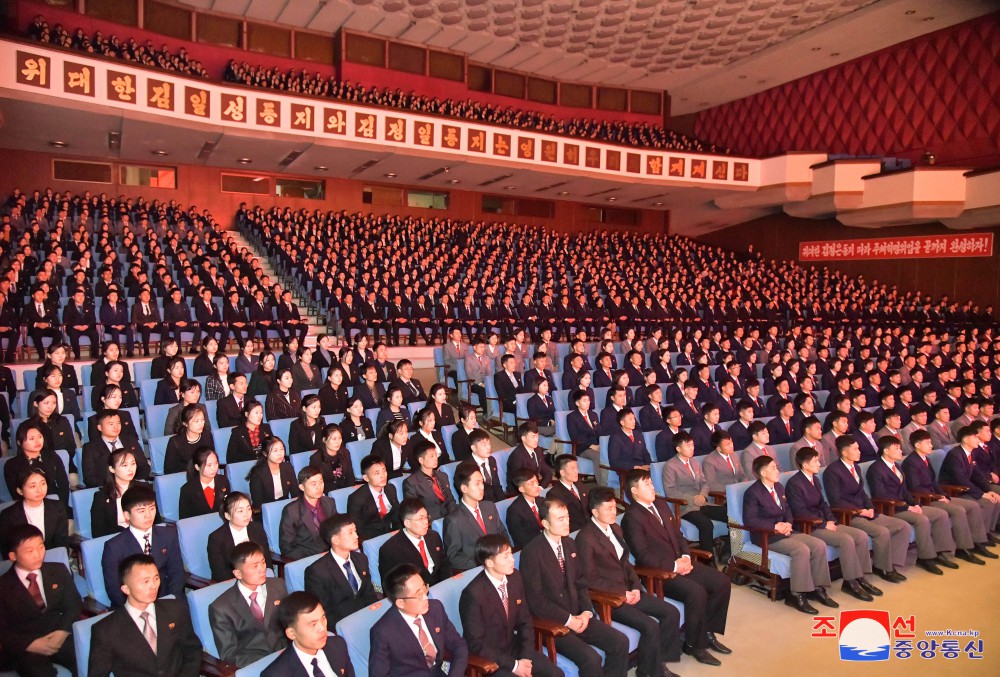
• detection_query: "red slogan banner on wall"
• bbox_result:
[799,233,993,262]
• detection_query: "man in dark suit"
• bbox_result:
[209,542,289,667]
[261,591,355,677]
[902,429,996,562]
[728,402,755,451]
[622,469,731,666]
[304,514,379,626]
[460,429,505,503]
[391,359,426,405]
[520,499,629,676]
[89,554,202,677]
[277,290,309,344]
[675,381,702,429]
[402,440,457,520]
[566,390,602,480]
[494,354,523,415]
[867,436,955,574]
[101,484,185,607]
[131,287,163,357]
[578,488,682,677]
[216,373,249,428]
[195,288,228,352]
[223,289,253,348]
[547,455,589,533]
[279,466,339,561]
[765,400,796,445]
[344,456,398,540]
[742,456,836,614]
[444,464,509,570]
[823,435,910,583]
[939,426,1000,535]
[608,409,652,470]
[505,422,553,493]
[0,524,81,677]
[63,287,99,359]
[378,498,452,586]
[82,409,151,487]
[506,469,544,550]
[24,287,63,360]
[100,288,135,356]
[459,534,563,677]
[599,387,629,435]
[523,352,555,394]
[163,287,197,349]
[369,562,468,676]
[249,289,278,345]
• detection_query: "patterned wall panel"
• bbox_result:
[694,14,1000,163]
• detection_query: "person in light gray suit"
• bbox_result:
[819,412,850,466]
[740,421,780,478]
[900,404,930,456]
[464,339,493,412]
[791,416,833,466]
[928,405,957,449]
[662,432,727,553]
[442,465,509,570]
[209,543,289,668]
[443,329,467,379]
[701,431,748,493]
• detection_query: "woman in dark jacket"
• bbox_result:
[5,420,71,506]
[288,394,325,455]
[178,448,231,519]
[226,401,272,465]
[318,366,349,415]
[341,396,375,444]
[150,339,182,380]
[164,404,214,475]
[308,424,356,491]
[153,356,187,405]
[247,436,300,507]
[264,369,301,421]
[375,386,411,435]
[206,492,272,581]
[91,448,146,538]
[248,350,277,398]
[0,466,69,550]
[192,337,220,377]
[423,383,456,432]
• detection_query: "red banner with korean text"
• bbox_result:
[799,233,993,262]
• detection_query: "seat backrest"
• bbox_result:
[225,459,256,495]
[70,487,100,539]
[346,439,375,478]
[593,387,610,410]
[651,461,666,496]
[429,566,482,635]
[388,475,405,499]
[515,393,532,419]
[491,448,513,490]
[177,513,224,579]
[289,451,313,477]
[440,424,457,459]
[598,435,617,488]
[329,485,359,512]
[772,442,794,473]
[858,460,875,495]
[153,472,187,522]
[335,599,392,677]
[187,580,232,658]
[495,497,516,532]
[724,480,754,554]
[439,462,460,494]
[73,612,107,677]
[81,534,116,607]
[285,552,325,593]
[146,401,171,436]
[262,498,294,554]
[269,418,293,446]
[407,400,426,418]
[554,389,570,412]
[212,426,234,464]
[928,449,948,477]
[235,650,281,677]
[149,435,171,476]
[361,529,397,590]
[0,457,10,502]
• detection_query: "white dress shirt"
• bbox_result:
[237,580,266,609]
[229,524,249,546]
[22,502,46,538]
[294,642,335,676]
[124,600,156,635]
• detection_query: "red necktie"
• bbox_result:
[418,539,429,567]
[249,591,264,623]
[849,464,859,482]
[204,486,215,507]
[377,492,387,517]
[570,484,579,500]
[725,455,736,474]
[530,502,541,525]
[431,476,445,502]
[25,572,45,610]
[474,507,487,534]
[627,432,634,443]
[769,488,780,507]
[684,461,695,479]
[785,420,791,436]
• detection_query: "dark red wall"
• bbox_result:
[694,13,1000,167]
[696,214,1000,306]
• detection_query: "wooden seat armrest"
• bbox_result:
[940,484,968,497]
[81,597,109,617]
[793,517,823,534]
[200,654,239,677]
[589,587,626,623]
[185,573,214,590]
[271,552,293,577]
[659,496,688,507]
[831,507,863,525]
[689,548,714,563]
[634,566,675,598]
[533,618,569,662]
[466,654,500,676]
[912,491,944,505]
[872,498,907,517]
[707,491,727,505]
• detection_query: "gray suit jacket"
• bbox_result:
[928,421,956,450]
[661,456,709,516]
[791,438,833,468]
[701,450,748,492]
[464,352,493,384]
[900,422,924,456]
[819,431,841,466]
[443,500,509,570]
[443,341,467,372]
[209,578,288,668]
[740,443,777,478]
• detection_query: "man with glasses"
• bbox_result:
[369,563,468,677]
